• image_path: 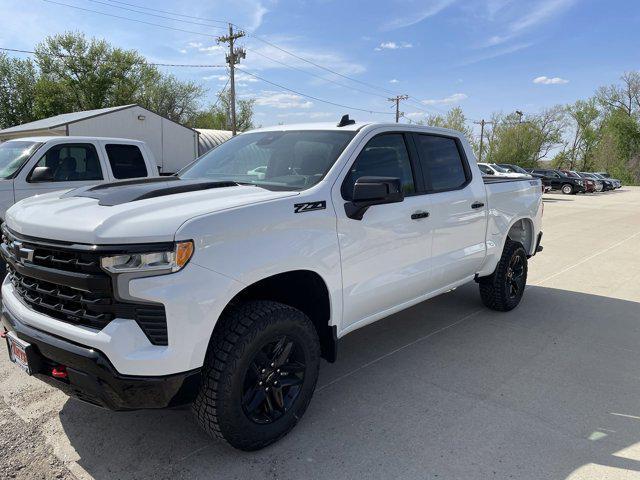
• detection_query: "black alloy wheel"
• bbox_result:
[242,335,306,424]
[506,254,525,299]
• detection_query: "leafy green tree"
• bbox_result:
[418,106,473,143]
[32,31,205,124]
[483,108,565,169]
[188,90,255,132]
[593,110,640,184]
[0,53,38,129]
[560,99,601,171]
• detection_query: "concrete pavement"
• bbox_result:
[1,187,640,480]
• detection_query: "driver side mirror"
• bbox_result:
[344,176,404,220]
[29,166,54,183]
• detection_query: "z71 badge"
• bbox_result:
[294,201,326,213]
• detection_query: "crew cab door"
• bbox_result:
[13,141,108,203]
[410,133,487,287]
[333,131,433,330]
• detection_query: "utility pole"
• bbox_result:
[388,95,409,123]
[473,119,494,163]
[217,23,246,135]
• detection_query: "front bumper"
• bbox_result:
[1,307,200,410]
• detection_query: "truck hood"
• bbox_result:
[5,178,298,244]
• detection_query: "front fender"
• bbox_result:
[176,192,343,329]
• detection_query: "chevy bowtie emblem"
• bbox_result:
[11,241,34,263]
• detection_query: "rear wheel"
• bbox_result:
[193,301,320,451]
[561,183,573,195]
[478,239,528,312]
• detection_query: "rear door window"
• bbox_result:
[30,143,103,182]
[105,144,148,179]
[414,135,469,192]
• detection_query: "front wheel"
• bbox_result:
[561,183,573,195]
[193,301,320,451]
[478,239,528,312]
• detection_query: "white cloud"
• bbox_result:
[458,42,533,66]
[422,93,468,105]
[389,79,400,83]
[249,3,268,30]
[383,0,456,30]
[255,91,313,109]
[533,76,569,84]
[482,0,576,46]
[510,0,575,33]
[374,41,413,51]
[404,112,426,119]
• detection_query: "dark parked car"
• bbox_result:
[579,172,611,191]
[594,172,622,189]
[560,170,597,193]
[529,169,587,194]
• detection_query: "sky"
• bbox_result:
[1,0,639,132]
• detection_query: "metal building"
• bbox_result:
[196,129,233,156]
[0,105,201,174]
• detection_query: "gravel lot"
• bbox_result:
[2,187,640,480]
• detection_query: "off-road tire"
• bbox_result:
[561,183,573,195]
[478,239,528,312]
[193,300,320,451]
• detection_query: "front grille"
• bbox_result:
[2,228,169,346]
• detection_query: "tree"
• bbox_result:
[560,99,601,171]
[593,110,640,184]
[0,53,38,129]
[141,74,205,124]
[483,108,565,169]
[596,71,640,118]
[187,89,255,132]
[32,31,206,123]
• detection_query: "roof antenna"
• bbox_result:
[337,114,356,127]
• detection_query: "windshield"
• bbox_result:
[510,165,529,174]
[180,130,356,190]
[490,163,509,173]
[0,141,42,179]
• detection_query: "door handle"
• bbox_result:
[411,211,429,220]
[471,202,485,209]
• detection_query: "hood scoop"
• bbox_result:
[66,177,239,206]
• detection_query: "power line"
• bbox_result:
[77,0,402,98]
[0,47,225,68]
[247,49,390,100]
[84,0,228,30]
[237,68,395,116]
[38,0,467,119]
[104,0,228,24]
[79,0,394,100]
[41,0,222,39]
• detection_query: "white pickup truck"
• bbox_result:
[0,136,159,221]
[0,119,543,451]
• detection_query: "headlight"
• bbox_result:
[101,241,194,274]
[577,180,584,186]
